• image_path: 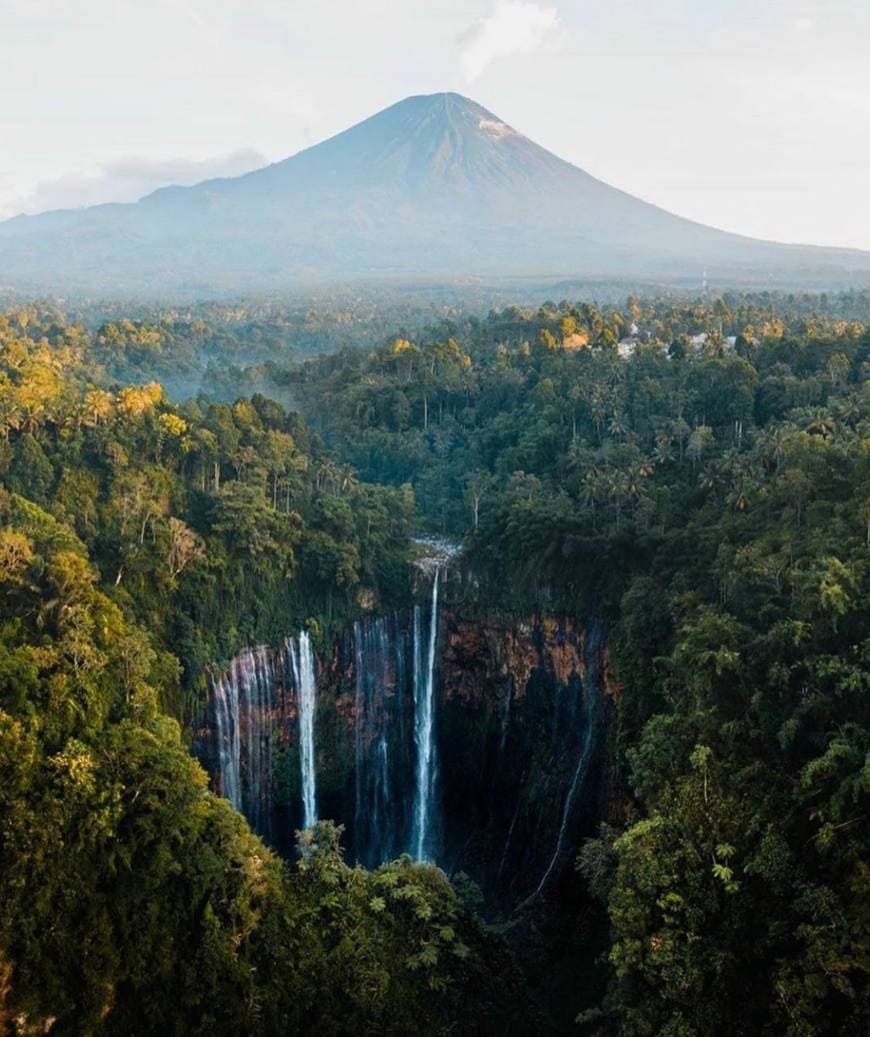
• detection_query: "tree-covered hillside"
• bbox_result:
[1,292,868,1034]
[291,292,870,1034]
[0,310,416,715]
[0,310,531,1033]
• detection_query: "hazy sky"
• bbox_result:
[2,0,868,249]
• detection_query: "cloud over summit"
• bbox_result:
[459,1,563,83]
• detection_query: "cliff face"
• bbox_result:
[438,613,612,905]
[193,606,613,908]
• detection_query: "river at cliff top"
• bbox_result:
[411,535,461,575]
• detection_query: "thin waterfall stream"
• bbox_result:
[288,631,318,830]
[213,663,241,811]
[411,564,441,861]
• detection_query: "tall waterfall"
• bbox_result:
[212,664,241,811]
[287,632,317,830]
[204,541,456,867]
[202,593,609,904]
[349,572,443,867]
[352,615,410,868]
[210,646,275,840]
[209,634,318,845]
[411,566,441,861]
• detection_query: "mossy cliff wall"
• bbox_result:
[193,606,614,906]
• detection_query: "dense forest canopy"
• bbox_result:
[0,289,868,1034]
[0,307,525,1033]
[12,284,870,401]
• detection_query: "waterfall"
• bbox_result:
[531,715,596,896]
[531,633,605,897]
[206,540,456,867]
[499,677,513,756]
[353,619,365,853]
[210,646,274,840]
[210,635,318,844]
[411,566,441,862]
[497,795,523,882]
[212,668,241,811]
[352,615,409,868]
[288,632,318,830]
[202,586,611,907]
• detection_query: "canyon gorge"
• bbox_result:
[193,551,615,910]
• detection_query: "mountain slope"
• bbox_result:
[1,92,868,295]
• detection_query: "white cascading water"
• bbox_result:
[411,565,441,861]
[211,646,274,838]
[249,648,275,837]
[209,540,456,864]
[211,638,317,840]
[353,615,404,868]
[353,619,365,852]
[288,631,318,830]
[213,666,241,811]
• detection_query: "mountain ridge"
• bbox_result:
[1,92,868,296]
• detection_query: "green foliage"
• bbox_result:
[0,311,531,1032]
[4,292,870,1033]
[0,476,516,1032]
[286,822,521,1032]
[287,292,870,1034]
[0,310,416,716]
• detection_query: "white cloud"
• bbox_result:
[459,1,563,83]
[0,149,266,219]
[794,16,815,33]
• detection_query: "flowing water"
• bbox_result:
[212,663,241,811]
[287,631,317,830]
[531,625,606,898]
[353,615,405,867]
[204,547,607,901]
[411,566,441,861]
[210,645,274,840]
[207,575,446,867]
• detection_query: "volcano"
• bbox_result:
[1,92,867,295]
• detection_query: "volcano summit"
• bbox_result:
[1,92,867,295]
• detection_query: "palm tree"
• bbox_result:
[801,407,836,439]
[82,389,114,428]
[699,464,720,493]
[337,465,358,495]
[608,413,628,441]
[581,471,606,510]
[623,464,651,518]
[590,389,607,444]
[726,480,751,512]
[605,470,626,528]
[0,393,22,440]
[754,424,792,471]
[834,395,861,428]
[653,431,674,466]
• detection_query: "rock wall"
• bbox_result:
[193,606,614,908]
[438,612,613,906]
